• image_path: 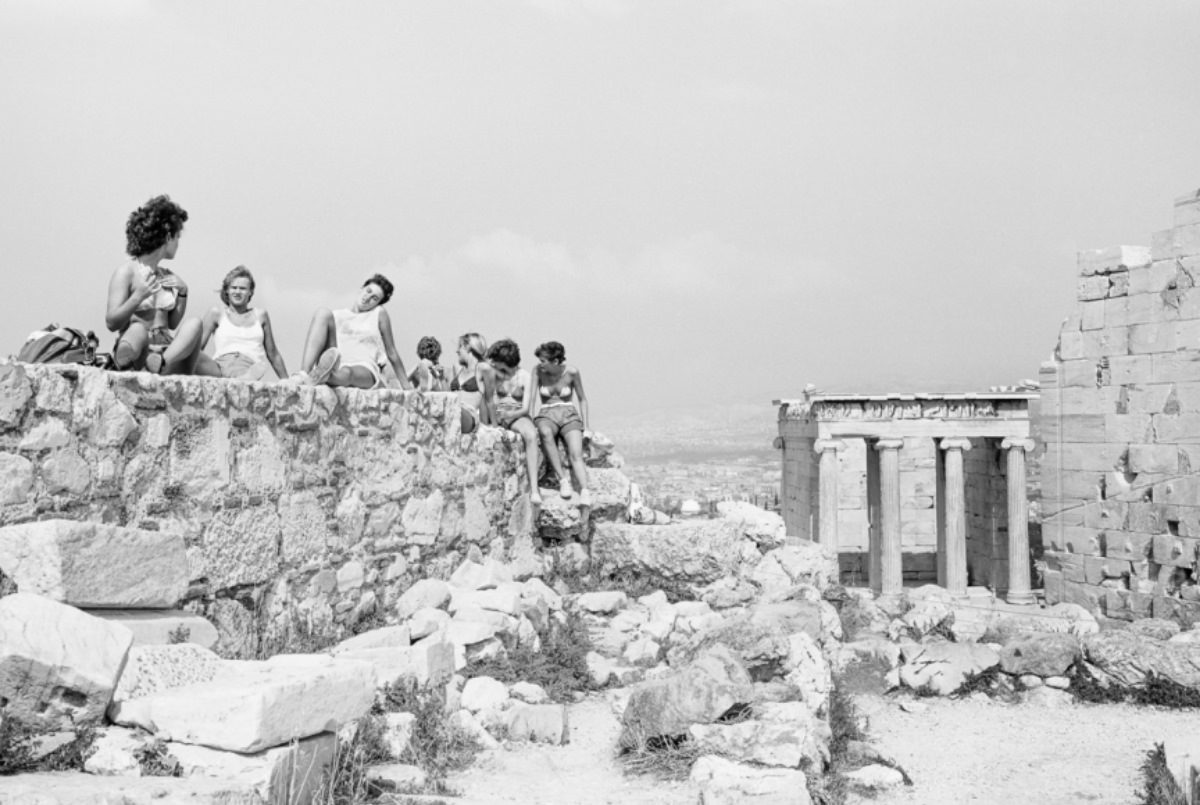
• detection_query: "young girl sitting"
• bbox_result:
[530,341,591,507]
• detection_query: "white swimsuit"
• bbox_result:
[334,307,386,388]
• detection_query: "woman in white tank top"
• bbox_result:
[288,273,413,390]
[200,267,288,381]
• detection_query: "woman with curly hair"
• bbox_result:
[105,195,219,376]
[450,332,489,434]
[199,266,288,382]
[407,336,449,392]
[531,341,591,506]
[289,274,413,390]
[479,338,542,505]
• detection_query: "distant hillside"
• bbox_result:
[603,403,778,464]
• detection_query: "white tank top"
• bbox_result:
[334,307,385,368]
[212,307,268,363]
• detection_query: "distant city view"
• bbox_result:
[602,403,781,513]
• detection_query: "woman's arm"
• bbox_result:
[162,270,189,330]
[105,264,154,332]
[478,363,497,426]
[521,369,536,419]
[528,366,542,421]
[377,308,413,390]
[199,306,221,351]
[259,310,289,378]
[571,366,589,432]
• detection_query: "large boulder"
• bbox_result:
[395,579,451,620]
[998,633,1081,678]
[689,754,811,805]
[689,700,826,770]
[668,601,824,680]
[167,731,336,805]
[336,632,455,689]
[898,640,1000,696]
[620,645,753,746]
[111,644,223,714]
[502,703,569,745]
[592,520,756,590]
[717,501,786,551]
[0,593,133,729]
[750,543,840,597]
[1083,630,1200,689]
[0,521,188,608]
[112,654,374,753]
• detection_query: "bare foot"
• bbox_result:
[530,491,543,506]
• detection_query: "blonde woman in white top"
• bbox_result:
[290,274,413,390]
[200,266,288,382]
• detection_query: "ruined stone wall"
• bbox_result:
[964,439,1007,592]
[0,362,532,654]
[1039,188,1200,623]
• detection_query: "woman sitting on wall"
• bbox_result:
[200,266,288,382]
[450,332,490,434]
[105,195,220,376]
[531,340,591,506]
[480,338,542,504]
[290,274,413,389]
[408,336,450,392]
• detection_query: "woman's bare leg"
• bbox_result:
[563,428,590,497]
[113,321,149,370]
[510,417,542,505]
[537,420,568,484]
[163,319,220,376]
[299,309,337,372]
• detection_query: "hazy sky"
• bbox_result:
[2,1,1198,417]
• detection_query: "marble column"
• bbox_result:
[874,438,905,600]
[939,437,972,599]
[814,439,844,549]
[1002,437,1036,605]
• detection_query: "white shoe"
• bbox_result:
[559,478,574,500]
[307,348,341,385]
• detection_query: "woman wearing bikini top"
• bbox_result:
[531,340,591,507]
[480,338,543,505]
[105,195,220,376]
[200,266,288,382]
[450,332,490,434]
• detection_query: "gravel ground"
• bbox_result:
[854,692,1195,805]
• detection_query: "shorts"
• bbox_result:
[495,406,528,430]
[215,353,278,382]
[460,405,478,435]
[535,404,583,437]
[343,361,385,390]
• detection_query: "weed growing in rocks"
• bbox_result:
[166,625,191,644]
[833,596,876,642]
[315,717,388,805]
[134,738,182,777]
[1136,743,1188,805]
[617,727,704,781]
[253,616,340,660]
[376,683,480,787]
[470,610,595,701]
[0,717,95,776]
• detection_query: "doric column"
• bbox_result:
[814,439,845,549]
[1002,437,1036,605]
[874,438,905,600]
[938,437,973,599]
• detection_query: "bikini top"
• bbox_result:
[539,384,573,403]
[132,263,179,314]
[450,371,479,393]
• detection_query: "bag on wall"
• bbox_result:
[17,324,110,367]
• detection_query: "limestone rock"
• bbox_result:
[461,675,509,713]
[450,708,500,749]
[85,611,219,651]
[451,583,522,616]
[668,601,824,677]
[509,681,548,704]
[689,702,821,769]
[338,633,455,689]
[502,702,569,744]
[168,731,336,805]
[406,607,450,640]
[1128,618,1183,642]
[0,520,188,608]
[784,632,832,714]
[85,726,156,776]
[1019,686,1074,708]
[900,598,954,640]
[689,754,811,805]
[0,593,133,729]
[898,641,1000,696]
[330,625,411,655]
[998,633,1081,678]
[112,654,374,753]
[0,771,266,803]
[717,501,786,551]
[449,558,513,591]
[620,644,753,746]
[845,763,906,790]
[623,637,662,667]
[395,579,451,620]
[1083,630,1200,689]
[112,645,222,716]
[576,590,629,615]
[591,520,750,589]
[752,542,840,595]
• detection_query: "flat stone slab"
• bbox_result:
[85,610,219,650]
[339,633,455,689]
[111,653,374,753]
[0,593,133,729]
[0,771,264,804]
[168,731,336,805]
[0,520,188,608]
[111,644,223,712]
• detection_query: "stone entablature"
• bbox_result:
[1039,188,1200,624]
[0,362,532,655]
[776,391,1037,603]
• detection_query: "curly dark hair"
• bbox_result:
[220,266,256,306]
[416,336,442,362]
[125,195,188,257]
[535,341,566,364]
[363,274,394,305]
[486,338,521,368]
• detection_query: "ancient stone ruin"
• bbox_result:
[1040,189,1200,624]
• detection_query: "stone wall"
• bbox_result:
[0,362,533,655]
[1039,188,1200,623]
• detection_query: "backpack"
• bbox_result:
[17,325,111,368]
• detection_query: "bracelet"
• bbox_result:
[177,292,188,298]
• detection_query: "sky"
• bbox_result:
[1,0,1198,418]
